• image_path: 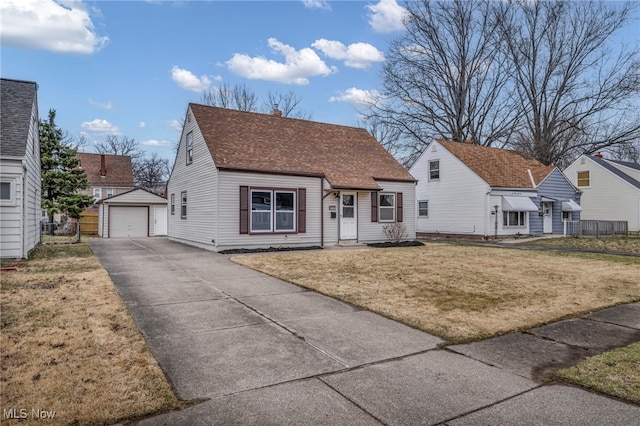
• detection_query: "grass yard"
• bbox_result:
[231,243,640,343]
[555,342,640,404]
[523,236,640,255]
[1,242,181,425]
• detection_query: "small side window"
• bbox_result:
[186,132,193,165]
[429,160,440,180]
[181,191,187,219]
[170,194,175,215]
[577,171,590,187]
[418,200,429,217]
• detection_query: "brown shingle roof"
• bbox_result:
[438,140,554,188]
[76,152,134,186]
[190,104,415,190]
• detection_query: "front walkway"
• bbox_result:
[88,238,640,425]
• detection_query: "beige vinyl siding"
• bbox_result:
[167,107,219,249]
[608,162,640,182]
[565,157,640,231]
[357,181,417,243]
[24,102,41,256]
[0,159,24,257]
[217,171,322,250]
[410,142,489,236]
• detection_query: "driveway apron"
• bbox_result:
[88,238,640,425]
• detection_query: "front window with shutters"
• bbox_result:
[251,189,296,232]
[379,193,395,222]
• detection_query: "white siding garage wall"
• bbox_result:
[109,206,148,238]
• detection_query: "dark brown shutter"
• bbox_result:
[396,192,403,223]
[371,192,378,222]
[297,188,306,233]
[239,186,249,234]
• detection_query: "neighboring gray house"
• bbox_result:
[167,104,416,252]
[564,154,640,232]
[410,140,581,237]
[0,78,41,258]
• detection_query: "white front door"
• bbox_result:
[154,205,167,236]
[340,192,357,240]
[543,202,553,233]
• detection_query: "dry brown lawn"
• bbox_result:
[523,236,640,254]
[1,243,181,425]
[232,243,640,343]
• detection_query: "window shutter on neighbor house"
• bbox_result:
[297,188,306,233]
[396,192,403,223]
[239,186,249,234]
[371,192,378,222]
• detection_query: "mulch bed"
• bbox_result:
[367,241,425,248]
[220,246,323,255]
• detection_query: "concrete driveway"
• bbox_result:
[89,238,640,425]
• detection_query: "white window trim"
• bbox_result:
[429,160,440,181]
[250,189,296,233]
[0,179,16,206]
[379,192,396,223]
[418,200,429,218]
[170,194,175,215]
[93,187,102,202]
[503,211,527,227]
[106,188,114,198]
[181,191,187,219]
[186,132,193,165]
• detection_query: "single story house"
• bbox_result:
[564,154,640,232]
[166,104,416,252]
[76,152,135,205]
[98,188,168,238]
[0,78,41,258]
[409,140,581,238]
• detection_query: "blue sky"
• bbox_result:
[1,0,407,161]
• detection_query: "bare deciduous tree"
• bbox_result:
[497,0,640,166]
[368,0,517,152]
[93,135,143,161]
[264,91,312,119]
[133,152,171,195]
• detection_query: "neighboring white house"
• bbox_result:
[98,188,168,238]
[166,104,416,252]
[564,154,640,232]
[410,140,581,238]
[0,78,41,258]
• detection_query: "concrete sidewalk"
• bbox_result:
[88,238,640,425]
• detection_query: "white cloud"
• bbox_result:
[138,122,146,128]
[367,0,408,33]
[166,119,182,132]
[171,66,212,92]
[301,0,331,11]
[312,39,384,69]
[88,99,113,110]
[0,0,108,54]
[142,139,172,148]
[81,119,120,135]
[329,87,382,106]
[226,38,335,85]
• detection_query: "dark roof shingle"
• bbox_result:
[76,152,134,186]
[437,140,555,188]
[190,104,415,190]
[1,78,38,157]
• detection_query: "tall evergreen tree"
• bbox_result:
[40,109,93,233]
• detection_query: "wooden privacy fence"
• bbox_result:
[80,212,99,235]
[564,220,628,237]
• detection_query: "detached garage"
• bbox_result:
[98,188,168,238]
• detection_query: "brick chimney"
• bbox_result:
[594,152,603,158]
[272,105,282,117]
[100,154,107,177]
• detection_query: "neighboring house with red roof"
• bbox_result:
[564,154,640,232]
[76,152,135,207]
[409,140,581,238]
[0,78,41,258]
[167,104,416,252]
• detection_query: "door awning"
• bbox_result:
[541,196,556,202]
[502,196,539,212]
[562,199,582,212]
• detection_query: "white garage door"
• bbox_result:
[110,206,148,238]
